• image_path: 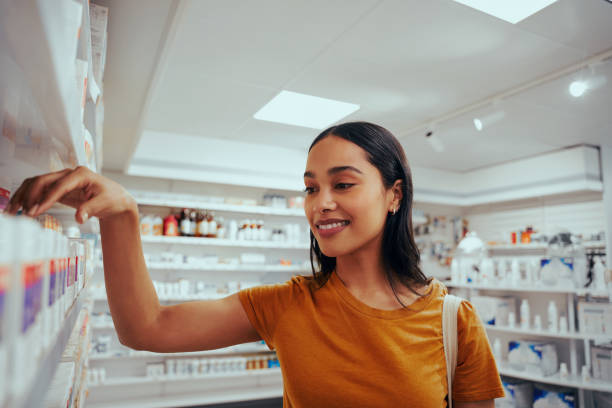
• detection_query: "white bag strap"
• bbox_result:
[443,294,462,408]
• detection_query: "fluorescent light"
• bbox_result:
[452,0,559,24]
[253,90,360,130]
[473,118,483,131]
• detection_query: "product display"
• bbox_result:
[507,340,559,377]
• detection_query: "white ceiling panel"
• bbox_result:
[163,0,378,89]
[227,119,320,151]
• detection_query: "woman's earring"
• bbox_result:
[392,207,397,215]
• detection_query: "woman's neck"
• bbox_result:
[335,233,393,296]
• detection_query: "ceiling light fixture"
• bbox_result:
[425,124,445,152]
[452,0,559,24]
[568,75,607,98]
[253,90,360,130]
[473,110,505,131]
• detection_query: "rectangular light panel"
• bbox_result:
[452,0,558,24]
[253,90,360,130]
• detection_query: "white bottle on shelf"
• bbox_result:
[493,338,502,361]
[451,259,460,283]
[547,300,558,333]
[511,259,520,286]
[0,215,14,404]
[520,299,530,330]
[593,257,607,291]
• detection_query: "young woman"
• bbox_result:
[7,122,504,407]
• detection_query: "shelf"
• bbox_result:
[141,235,309,249]
[135,196,305,217]
[85,385,283,408]
[485,324,612,342]
[498,362,612,393]
[93,294,229,303]
[146,262,309,273]
[89,345,273,361]
[97,368,281,387]
[0,0,90,175]
[445,282,610,297]
[486,242,606,251]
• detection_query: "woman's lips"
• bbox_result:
[316,220,350,238]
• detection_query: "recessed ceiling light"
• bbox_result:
[452,0,559,24]
[253,90,360,130]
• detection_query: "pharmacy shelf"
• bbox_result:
[4,291,86,408]
[89,345,273,361]
[484,324,612,342]
[0,0,89,171]
[445,282,609,297]
[93,294,227,303]
[86,385,282,408]
[141,235,309,249]
[146,262,309,273]
[135,196,305,217]
[486,242,606,251]
[498,363,612,393]
[93,368,281,387]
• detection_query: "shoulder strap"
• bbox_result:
[443,294,462,408]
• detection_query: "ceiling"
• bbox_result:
[101,0,612,175]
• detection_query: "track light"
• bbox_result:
[425,125,445,152]
[568,75,607,98]
[473,110,505,131]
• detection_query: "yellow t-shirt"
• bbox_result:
[239,271,504,407]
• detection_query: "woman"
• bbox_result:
[7,122,504,407]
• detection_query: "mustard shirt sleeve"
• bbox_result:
[452,300,505,402]
[238,278,298,350]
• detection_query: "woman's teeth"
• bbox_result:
[318,221,349,230]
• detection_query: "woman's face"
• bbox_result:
[304,135,397,258]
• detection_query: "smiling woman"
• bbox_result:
[238,122,505,407]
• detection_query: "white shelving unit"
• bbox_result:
[146,262,309,273]
[447,243,610,408]
[141,235,309,249]
[135,196,305,217]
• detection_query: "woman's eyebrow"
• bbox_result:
[303,166,363,179]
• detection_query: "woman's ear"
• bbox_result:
[389,179,403,212]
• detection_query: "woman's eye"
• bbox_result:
[335,183,354,190]
[304,186,316,194]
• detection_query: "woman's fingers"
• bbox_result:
[6,177,34,214]
[23,168,71,210]
[34,167,92,217]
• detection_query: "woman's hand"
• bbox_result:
[5,166,136,223]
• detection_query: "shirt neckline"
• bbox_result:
[328,270,440,320]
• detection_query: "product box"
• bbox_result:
[508,340,558,376]
[533,384,575,408]
[578,301,612,335]
[591,344,612,381]
[471,296,517,326]
[498,378,533,408]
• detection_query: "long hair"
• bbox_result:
[307,121,431,306]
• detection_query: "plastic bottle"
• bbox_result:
[152,215,163,236]
[493,338,502,360]
[163,215,178,237]
[520,299,530,330]
[511,259,520,286]
[451,259,460,283]
[0,215,13,403]
[206,212,217,238]
[548,300,558,332]
[11,217,43,396]
[179,209,191,236]
[593,257,607,291]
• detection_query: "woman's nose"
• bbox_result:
[312,190,337,213]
